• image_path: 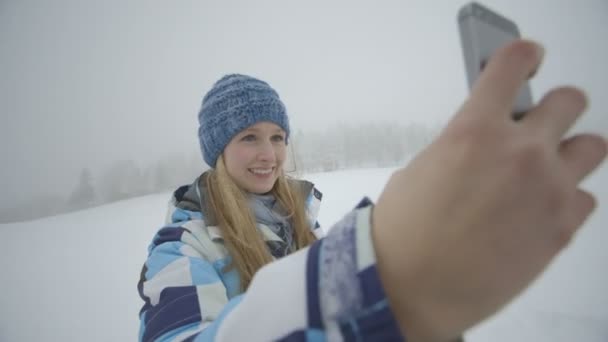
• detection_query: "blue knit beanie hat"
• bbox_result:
[198,74,290,168]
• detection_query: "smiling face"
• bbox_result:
[222,121,287,194]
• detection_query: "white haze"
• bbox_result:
[1,0,607,214]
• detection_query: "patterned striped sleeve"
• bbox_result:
[137,217,243,341]
[139,198,403,341]
[211,198,403,341]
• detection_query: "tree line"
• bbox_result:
[1,121,439,223]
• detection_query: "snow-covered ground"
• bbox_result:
[1,165,606,341]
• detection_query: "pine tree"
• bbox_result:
[68,168,96,210]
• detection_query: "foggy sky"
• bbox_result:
[1,0,607,211]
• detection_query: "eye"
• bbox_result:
[241,134,256,142]
[271,134,285,142]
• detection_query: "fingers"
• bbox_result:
[556,189,597,248]
[560,133,608,183]
[573,189,597,226]
[525,87,588,143]
[466,40,544,121]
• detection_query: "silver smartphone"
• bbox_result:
[458,2,533,120]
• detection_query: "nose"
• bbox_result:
[257,140,276,163]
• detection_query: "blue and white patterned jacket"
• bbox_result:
[137,173,402,341]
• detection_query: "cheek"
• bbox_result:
[276,145,287,165]
[224,146,253,174]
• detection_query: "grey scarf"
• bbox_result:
[248,194,294,258]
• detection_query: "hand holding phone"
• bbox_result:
[458,2,534,120]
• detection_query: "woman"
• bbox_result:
[138,73,393,341]
[138,41,607,342]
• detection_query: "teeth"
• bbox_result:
[250,168,273,175]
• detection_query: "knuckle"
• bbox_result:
[548,192,584,249]
[544,186,568,215]
[512,139,546,173]
[554,225,575,249]
[503,40,540,65]
[448,122,491,157]
[445,112,496,147]
[553,209,582,249]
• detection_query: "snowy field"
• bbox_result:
[1,165,606,341]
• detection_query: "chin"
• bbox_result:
[247,179,277,194]
[249,185,274,194]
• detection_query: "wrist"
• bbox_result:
[370,199,464,342]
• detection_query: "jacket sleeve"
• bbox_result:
[210,197,403,341]
[138,198,403,341]
[137,217,242,342]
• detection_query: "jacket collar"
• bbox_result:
[166,170,323,238]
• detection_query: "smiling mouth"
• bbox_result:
[248,167,274,176]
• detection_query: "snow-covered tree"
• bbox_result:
[68,168,96,210]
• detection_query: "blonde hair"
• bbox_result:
[205,155,317,291]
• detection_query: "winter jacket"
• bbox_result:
[137,172,402,341]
